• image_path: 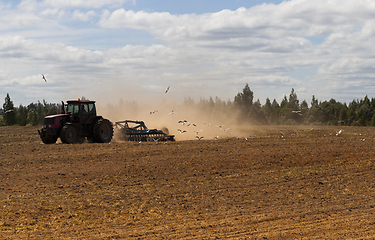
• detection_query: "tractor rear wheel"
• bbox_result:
[93,119,113,143]
[60,125,78,144]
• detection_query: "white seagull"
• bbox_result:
[165,86,170,93]
[177,129,187,134]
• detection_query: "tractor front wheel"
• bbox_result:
[60,125,78,144]
[41,136,58,144]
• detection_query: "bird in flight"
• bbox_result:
[177,129,187,134]
[194,130,203,135]
[221,128,230,132]
[165,86,170,93]
[178,120,188,125]
[42,74,47,82]
[196,136,204,140]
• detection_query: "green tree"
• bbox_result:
[262,98,272,124]
[271,99,280,124]
[288,88,299,110]
[357,102,374,126]
[234,83,254,119]
[249,99,265,124]
[3,93,16,125]
[27,109,39,126]
[347,100,358,126]
[339,104,348,125]
[16,104,28,126]
[300,100,309,124]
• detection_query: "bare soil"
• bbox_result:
[1,125,375,239]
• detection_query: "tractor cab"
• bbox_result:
[66,99,97,124]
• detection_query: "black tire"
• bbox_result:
[93,119,113,143]
[60,125,78,144]
[41,137,57,144]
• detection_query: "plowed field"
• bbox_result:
[1,126,375,239]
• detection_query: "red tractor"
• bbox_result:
[38,99,113,144]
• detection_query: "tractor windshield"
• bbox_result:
[67,103,79,115]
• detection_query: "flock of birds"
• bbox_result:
[175,119,232,140]
[144,85,235,141]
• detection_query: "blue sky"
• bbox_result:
[1,0,375,109]
[127,0,284,14]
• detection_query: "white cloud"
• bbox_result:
[99,0,375,42]
[41,8,65,18]
[72,10,96,21]
[0,36,104,67]
[17,0,38,12]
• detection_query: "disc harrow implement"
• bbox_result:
[114,120,175,142]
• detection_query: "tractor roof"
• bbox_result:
[67,99,96,104]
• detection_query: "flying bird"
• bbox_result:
[292,110,303,116]
[150,110,158,114]
[194,130,203,135]
[221,128,230,132]
[196,136,204,140]
[42,74,47,82]
[165,86,170,93]
[177,129,187,134]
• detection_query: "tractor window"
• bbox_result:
[67,103,79,115]
[88,103,96,115]
[80,104,89,113]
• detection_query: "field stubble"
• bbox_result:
[0,125,375,239]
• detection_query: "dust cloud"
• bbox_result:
[97,97,252,141]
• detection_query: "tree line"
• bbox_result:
[0,93,60,126]
[185,84,375,126]
[1,84,375,126]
